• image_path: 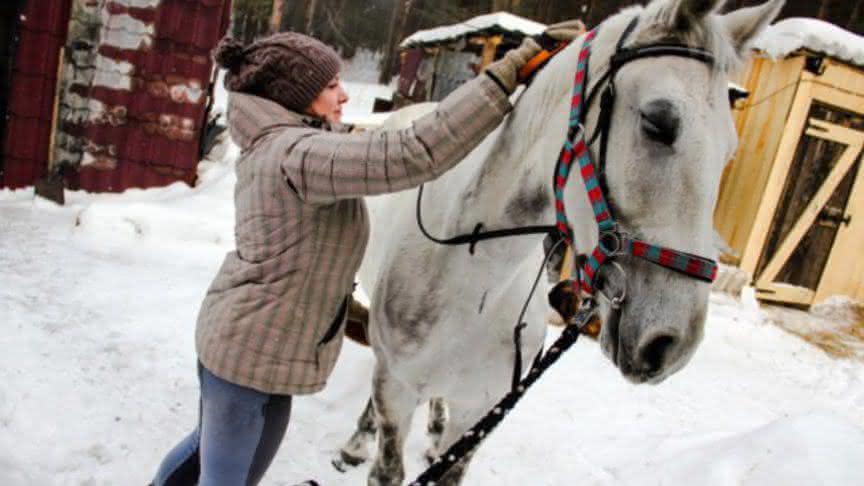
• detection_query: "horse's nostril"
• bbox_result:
[640,100,680,146]
[640,334,677,372]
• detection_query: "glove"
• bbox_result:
[484,37,543,94]
[540,19,587,47]
[484,19,587,94]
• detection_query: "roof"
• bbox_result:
[400,12,545,48]
[752,18,864,68]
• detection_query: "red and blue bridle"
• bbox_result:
[553,23,719,298]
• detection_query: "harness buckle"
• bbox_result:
[598,228,627,256]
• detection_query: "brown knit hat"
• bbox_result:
[214,33,342,113]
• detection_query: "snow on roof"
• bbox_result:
[400,12,546,48]
[752,18,864,68]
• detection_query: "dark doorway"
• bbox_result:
[0,0,24,178]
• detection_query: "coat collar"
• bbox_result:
[227,91,349,151]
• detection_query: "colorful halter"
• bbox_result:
[553,29,719,296]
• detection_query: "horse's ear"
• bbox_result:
[721,0,784,55]
[667,0,725,30]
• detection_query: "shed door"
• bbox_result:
[754,105,864,306]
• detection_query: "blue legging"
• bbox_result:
[152,362,293,486]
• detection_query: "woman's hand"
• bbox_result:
[484,19,587,94]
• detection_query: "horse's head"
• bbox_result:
[560,0,783,384]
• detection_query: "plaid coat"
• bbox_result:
[196,75,512,395]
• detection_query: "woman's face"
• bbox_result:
[307,75,349,124]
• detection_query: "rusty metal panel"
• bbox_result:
[1,0,72,189]
[57,0,232,193]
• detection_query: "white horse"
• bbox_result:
[340,1,783,484]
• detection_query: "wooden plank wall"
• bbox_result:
[714,56,805,262]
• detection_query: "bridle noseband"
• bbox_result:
[553,18,719,308]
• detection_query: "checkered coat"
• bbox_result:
[195,75,512,394]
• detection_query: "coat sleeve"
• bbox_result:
[274,74,512,204]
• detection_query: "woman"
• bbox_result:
[153,23,582,486]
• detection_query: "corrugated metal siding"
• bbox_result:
[1,0,72,189]
[59,0,232,193]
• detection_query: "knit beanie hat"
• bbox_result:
[214,33,342,113]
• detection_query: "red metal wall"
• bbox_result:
[1,0,232,193]
[1,0,72,189]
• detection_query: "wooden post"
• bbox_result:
[481,35,503,70]
[34,46,66,205]
[739,69,814,275]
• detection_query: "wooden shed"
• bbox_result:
[395,12,574,106]
[715,18,864,307]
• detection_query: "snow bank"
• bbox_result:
[340,48,385,85]
[401,12,545,48]
[752,17,864,67]
[613,412,864,486]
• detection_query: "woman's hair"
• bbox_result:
[213,33,342,112]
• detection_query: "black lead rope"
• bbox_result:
[416,183,558,255]
[408,307,595,486]
[511,236,565,392]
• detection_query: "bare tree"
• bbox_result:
[492,0,512,11]
[848,0,863,31]
[817,0,833,19]
[379,0,414,84]
[270,0,285,33]
[305,0,320,34]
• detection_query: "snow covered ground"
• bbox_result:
[2,83,864,486]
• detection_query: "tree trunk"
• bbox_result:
[492,0,511,12]
[304,0,319,34]
[584,0,596,27]
[846,0,862,31]
[379,0,414,84]
[269,0,285,33]
[817,0,833,20]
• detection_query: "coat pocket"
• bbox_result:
[317,295,349,347]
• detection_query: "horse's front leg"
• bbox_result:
[368,364,421,486]
[424,397,448,464]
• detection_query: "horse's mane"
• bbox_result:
[630,2,742,72]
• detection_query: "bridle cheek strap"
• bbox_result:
[553,28,719,296]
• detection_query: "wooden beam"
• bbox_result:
[814,125,864,303]
[811,84,864,115]
[755,119,864,287]
[481,35,503,70]
[739,69,815,275]
[756,282,815,306]
[46,47,65,174]
[560,245,574,281]
[714,57,805,260]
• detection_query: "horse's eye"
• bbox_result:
[640,99,681,146]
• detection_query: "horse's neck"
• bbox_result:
[451,39,596,261]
